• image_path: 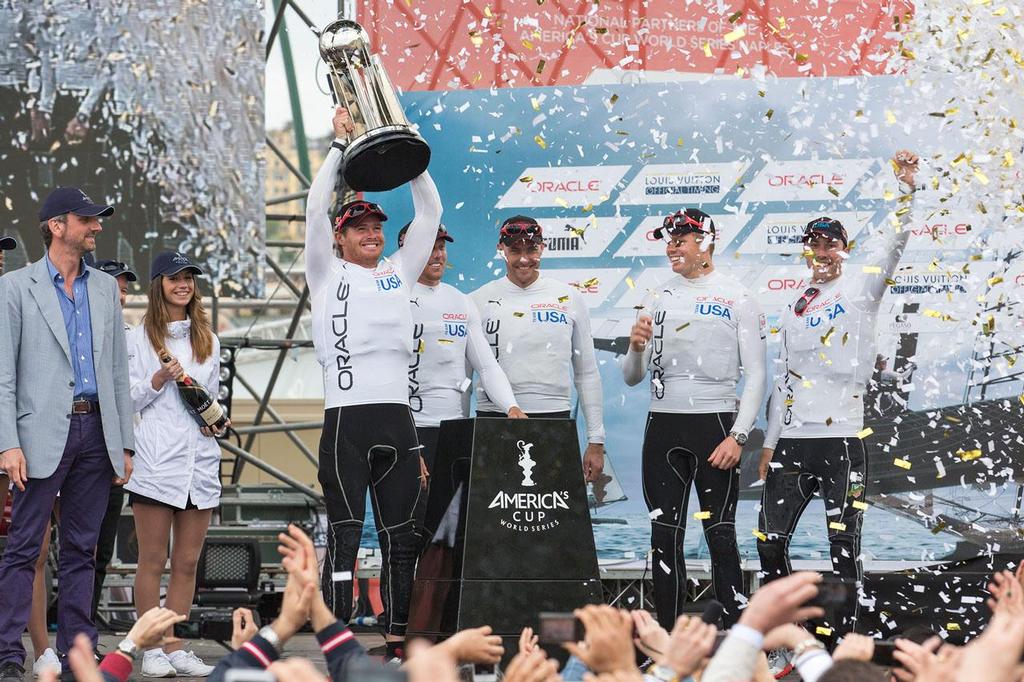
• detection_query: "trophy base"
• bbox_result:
[343,126,431,193]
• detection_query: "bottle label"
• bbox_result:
[197,400,224,425]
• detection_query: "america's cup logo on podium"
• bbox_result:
[517,440,537,487]
[319,17,431,192]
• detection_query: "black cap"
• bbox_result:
[38,187,114,222]
[94,259,138,282]
[150,251,204,281]
[397,222,454,247]
[802,216,848,248]
[651,208,716,241]
[0,235,16,250]
[499,215,544,245]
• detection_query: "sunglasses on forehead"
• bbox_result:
[793,286,821,316]
[335,201,385,230]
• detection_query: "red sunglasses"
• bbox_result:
[335,201,386,231]
[793,287,821,316]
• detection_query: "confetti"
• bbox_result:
[675,322,691,332]
[947,623,961,631]
[857,427,874,439]
[957,449,982,461]
[829,522,847,531]
[752,530,767,542]
[694,511,711,520]
[893,458,911,469]
[723,28,746,43]
[816,627,832,636]
[862,266,882,274]
[557,295,570,303]
[852,501,869,511]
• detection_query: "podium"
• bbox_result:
[408,418,601,654]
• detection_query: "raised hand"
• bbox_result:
[563,605,636,675]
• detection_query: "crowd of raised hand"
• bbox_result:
[46,526,1024,682]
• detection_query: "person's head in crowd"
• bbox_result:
[37,186,113,259]
[333,199,387,268]
[144,251,213,362]
[651,208,716,279]
[398,222,453,287]
[95,260,137,308]
[819,659,888,682]
[802,216,850,284]
[0,234,16,274]
[497,215,545,288]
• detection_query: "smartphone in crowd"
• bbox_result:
[538,612,585,644]
[871,640,898,667]
[808,576,854,609]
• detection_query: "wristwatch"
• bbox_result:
[728,430,748,445]
[793,637,826,659]
[116,637,138,660]
[258,625,282,652]
[647,664,680,682]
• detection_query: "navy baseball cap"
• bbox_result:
[150,251,204,281]
[499,215,543,246]
[38,187,114,222]
[95,259,138,282]
[651,208,716,241]
[0,235,16,250]
[397,222,454,247]
[803,217,848,248]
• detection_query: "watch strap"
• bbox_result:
[116,637,138,660]
[258,625,282,652]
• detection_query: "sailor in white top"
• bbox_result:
[621,208,766,628]
[469,215,605,482]
[756,150,921,634]
[397,222,524,545]
[305,107,442,645]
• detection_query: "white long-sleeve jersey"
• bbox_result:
[469,276,605,444]
[621,269,767,436]
[764,188,915,448]
[305,144,442,409]
[408,281,518,427]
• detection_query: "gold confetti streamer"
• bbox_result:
[893,458,911,469]
[857,427,874,439]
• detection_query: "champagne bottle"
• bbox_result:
[160,352,227,430]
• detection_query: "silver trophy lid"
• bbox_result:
[318,19,371,60]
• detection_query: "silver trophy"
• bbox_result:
[319,18,431,192]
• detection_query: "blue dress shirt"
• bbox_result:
[45,254,98,400]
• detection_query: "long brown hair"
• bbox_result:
[143,274,214,364]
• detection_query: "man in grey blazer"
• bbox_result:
[0,187,135,680]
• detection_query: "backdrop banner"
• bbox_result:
[364,74,1023,565]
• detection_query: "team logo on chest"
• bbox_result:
[442,312,468,337]
[375,263,403,292]
[530,302,569,325]
[693,295,735,320]
[801,293,846,329]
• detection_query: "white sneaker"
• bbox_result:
[32,649,61,678]
[167,650,214,678]
[142,650,177,678]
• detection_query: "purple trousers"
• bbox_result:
[0,413,113,665]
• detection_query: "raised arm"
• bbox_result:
[623,289,657,386]
[466,304,518,415]
[395,172,443,285]
[304,142,343,296]
[859,151,919,303]
[570,294,605,445]
[733,294,767,436]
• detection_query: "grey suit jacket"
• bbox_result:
[0,257,134,478]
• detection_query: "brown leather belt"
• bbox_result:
[71,399,100,415]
